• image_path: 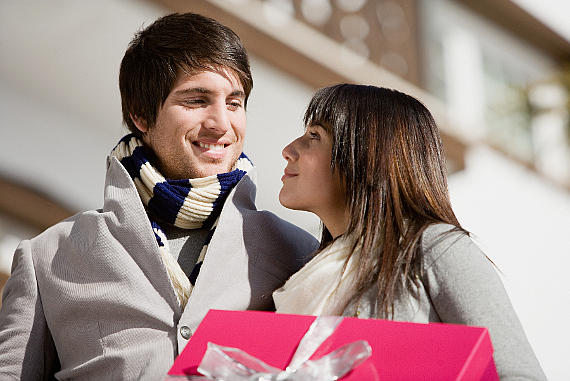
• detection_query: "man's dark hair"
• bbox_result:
[119,12,253,136]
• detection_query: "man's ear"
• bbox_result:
[130,114,148,133]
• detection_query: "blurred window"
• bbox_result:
[419,0,569,186]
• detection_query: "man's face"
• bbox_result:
[136,69,247,179]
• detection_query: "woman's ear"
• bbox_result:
[130,114,148,133]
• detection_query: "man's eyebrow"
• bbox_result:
[173,87,212,97]
[229,90,245,98]
[173,88,245,98]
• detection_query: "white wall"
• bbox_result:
[245,58,321,236]
[0,0,164,210]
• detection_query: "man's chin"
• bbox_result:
[188,161,237,179]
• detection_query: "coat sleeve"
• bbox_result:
[422,228,546,381]
[0,240,59,380]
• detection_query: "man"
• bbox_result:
[0,13,318,380]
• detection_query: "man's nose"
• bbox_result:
[203,103,230,134]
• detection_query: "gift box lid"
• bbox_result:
[169,309,497,380]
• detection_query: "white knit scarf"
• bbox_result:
[273,235,360,316]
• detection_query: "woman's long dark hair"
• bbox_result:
[305,84,466,317]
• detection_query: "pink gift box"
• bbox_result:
[169,309,498,380]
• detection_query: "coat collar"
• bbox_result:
[103,156,259,318]
[103,157,180,310]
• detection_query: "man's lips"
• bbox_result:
[194,141,230,151]
[192,140,231,158]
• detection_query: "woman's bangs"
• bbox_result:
[303,86,346,133]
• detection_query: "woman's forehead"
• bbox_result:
[305,121,332,133]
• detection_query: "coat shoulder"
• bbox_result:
[252,210,318,249]
[26,208,106,262]
[420,223,478,268]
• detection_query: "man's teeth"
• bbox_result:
[198,142,224,151]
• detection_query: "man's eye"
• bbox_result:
[227,100,242,109]
[183,99,206,106]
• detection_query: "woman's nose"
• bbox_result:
[282,138,299,161]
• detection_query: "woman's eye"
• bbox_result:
[309,131,320,140]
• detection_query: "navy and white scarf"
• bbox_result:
[110,134,253,309]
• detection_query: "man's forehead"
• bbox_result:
[175,66,243,89]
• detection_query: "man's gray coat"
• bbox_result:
[0,157,318,380]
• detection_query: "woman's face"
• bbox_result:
[280,124,347,232]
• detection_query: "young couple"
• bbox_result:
[0,12,545,381]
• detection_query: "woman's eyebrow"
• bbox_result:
[309,123,328,132]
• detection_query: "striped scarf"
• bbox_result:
[110,134,253,309]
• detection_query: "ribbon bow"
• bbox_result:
[197,316,372,381]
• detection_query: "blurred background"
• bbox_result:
[1,0,569,378]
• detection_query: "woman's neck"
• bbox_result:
[320,206,350,239]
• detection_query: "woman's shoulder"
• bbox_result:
[420,223,483,269]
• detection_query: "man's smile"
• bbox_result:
[192,138,233,160]
[197,142,226,151]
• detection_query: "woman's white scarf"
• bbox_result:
[273,235,359,316]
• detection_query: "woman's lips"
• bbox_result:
[281,169,298,182]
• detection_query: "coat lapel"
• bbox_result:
[180,172,258,330]
[103,157,181,313]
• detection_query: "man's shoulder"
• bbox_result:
[243,210,319,269]
[26,209,105,256]
[227,172,318,247]
[246,209,314,238]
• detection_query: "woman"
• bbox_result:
[273,84,546,380]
